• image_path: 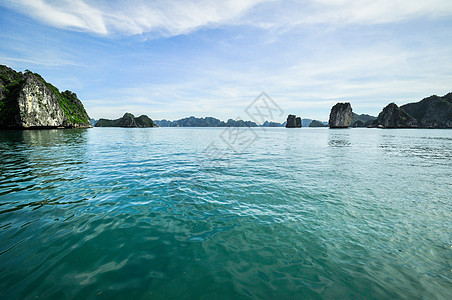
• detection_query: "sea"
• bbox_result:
[0,127,451,299]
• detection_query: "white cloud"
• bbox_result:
[83,41,452,121]
[3,0,451,121]
[7,0,107,34]
[4,0,452,36]
[3,0,267,35]
[242,0,452,34]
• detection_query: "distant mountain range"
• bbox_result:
[90,116,331,128]
[154,116,258,127]
[87,93,452,130]
[154,117,328,127]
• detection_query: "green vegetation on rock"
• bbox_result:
[0,65,90,128]
[96,112,158,127]
[0,66,24,125]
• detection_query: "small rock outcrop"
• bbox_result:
[309,120,328,127]
[95,113,158,127]
[286,115,296,128]
[296,117,301,128]
[377,103,417,128]
[286,114,301,128]
[329,102,353,128]
[0,65,90,129]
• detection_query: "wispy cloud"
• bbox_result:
[242,0,452,34]
[3,0,452,36]
[308,0,452,24]
[106,0,268,36]
[4,0,107,34]
[83,39,452,120]
[2,0,267,35]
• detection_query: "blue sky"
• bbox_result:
[1,0,451,122]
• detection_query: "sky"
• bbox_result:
[1,0,451,122]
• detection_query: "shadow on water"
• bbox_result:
[0,128,89,148]
[21,128,89,147]
[0,129,93,291]
[0,129,90,211]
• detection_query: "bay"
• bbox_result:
[0,128,451,299]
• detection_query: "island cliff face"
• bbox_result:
[95,113,158,127]
[329,102,353,128]
[0,65,90,129]
[377,103,417,128]
[286,114,301,128]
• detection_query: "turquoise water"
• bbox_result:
[0,127,451,299]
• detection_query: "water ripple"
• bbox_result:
[0,128,451,299]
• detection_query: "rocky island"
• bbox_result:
[95,113,158,127]
[329,102,353,128]
[309,120,328,127]
[0,65,90,129]
[376,93,452,128]
[285,114,302,128]
[325,93,451,129]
